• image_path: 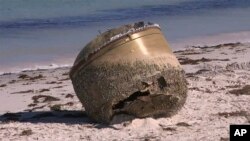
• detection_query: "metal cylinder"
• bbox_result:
[70,22,187,123]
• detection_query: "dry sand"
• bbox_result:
[0,42,250,141]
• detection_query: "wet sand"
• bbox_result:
[0,42,250,141]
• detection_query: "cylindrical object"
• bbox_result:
[70,22,187,123]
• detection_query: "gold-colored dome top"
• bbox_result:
[72,22,160,70]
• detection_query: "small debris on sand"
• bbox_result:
[39,88,50,93]
[50,104,61,111]
[8,80,16,84]
[161,126,176,131]
[65,102,74,106]
[11,90,34,94]
[176,122,191,127]
[52,86,64,89]
[220,137,229,141]
[178,57,229,65]
[186,69,210,77]
[217,111,247,118]
[58,78,70,81]
[228,85,250,95]
[20,129,33,136]
[32,95,60,103]
[18,74,44,80]
[225,85,241,88]
[27,103,37,107]
[65,93,74,98]
[25,105,46,112]
[29,74,44,80]
[0,84,7,87]
[46,81,57,84]
[62,72,69,76]
[46,81,62,84]
[18,74,30,79]
[1,73,12,76]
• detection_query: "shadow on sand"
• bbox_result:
[0,110,134,129]
[0,111,90,124]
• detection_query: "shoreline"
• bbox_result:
[0,42,250,140]
[1,30,250,74]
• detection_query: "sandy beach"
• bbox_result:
[0,42,250,141]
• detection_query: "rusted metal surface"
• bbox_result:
[70,22,187,123]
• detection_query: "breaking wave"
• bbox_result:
[1,0,250,29]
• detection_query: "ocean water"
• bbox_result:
[1,0,250,73]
